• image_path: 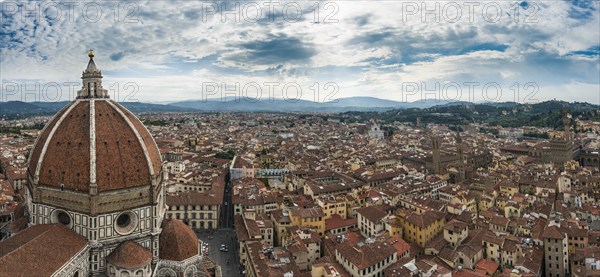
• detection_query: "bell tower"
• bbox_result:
[455,127,467,180]
[432,136,441,174]
[562,108,571,142]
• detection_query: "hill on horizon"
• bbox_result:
[1,98,598,118]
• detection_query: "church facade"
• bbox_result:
[368,120,384,140]
[0,51,220,277]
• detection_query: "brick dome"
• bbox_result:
[159,219,199,261]
[27,54,161,193]
[106,240,152,270]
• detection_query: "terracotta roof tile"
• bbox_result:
[106,240,152,269]
[29,100,162,193]
[405,210,445,228]
[167,189,223,206]
[27,102,76,177]
[113,103,162,175]
[159,219,199,261]
[37,101,90,191]
[325,214,357,231]
[290,207,324,218]
[542,225,565,239]
[336,240,397,270]
[94,101,153,191]
[0,224,87,277]
[356,206,388,223]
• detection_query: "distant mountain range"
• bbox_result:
[362,100,600,129]
[0,101,196,116]
[167,97,456,112]
[1,97,598,117]
[0,97,453,115]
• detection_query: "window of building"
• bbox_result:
[57,212,71,226]
[114,212,138,235]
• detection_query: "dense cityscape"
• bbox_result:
[1,1,599,276]
[1,56,599,276]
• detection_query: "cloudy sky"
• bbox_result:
[1,0,599,104]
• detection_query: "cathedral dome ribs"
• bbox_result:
[27,51,163,211]
[28,99,160,193]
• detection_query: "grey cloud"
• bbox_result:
[352,14,371,26]
[110,52,126,61]
[223,33,316,66]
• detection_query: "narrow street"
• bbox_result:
[196,229,241,277]
[220,181,235,229]
[198,179,241,276]
[196,180,241,276]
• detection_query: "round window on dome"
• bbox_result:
[51,210,72,227]
[114,212,138,235]
[57,212,71,225]
[117,214,130,227]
